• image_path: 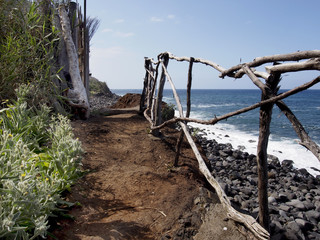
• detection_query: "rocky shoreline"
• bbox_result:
[190,126,320,239]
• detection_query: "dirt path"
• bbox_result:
[50,112,248,240]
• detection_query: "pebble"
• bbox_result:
[89,93,120,112]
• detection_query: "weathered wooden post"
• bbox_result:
[140,58,151,112]
[256,69,281,232]
[174,57,194,166]
[154,53,169,136]
[150,62,160,122]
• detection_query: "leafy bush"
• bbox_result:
[0,0,60,105]
[162,103,175,123]
[0,87,83,239]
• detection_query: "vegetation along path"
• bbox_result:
[50,110,248,239]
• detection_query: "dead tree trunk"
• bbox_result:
[59,4,90,119]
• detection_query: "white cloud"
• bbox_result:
[91,46,125,59]
[101,29,134,38]
[114,31,134,38]
[150,16,163,22]
[102,28,113,33]
[167,14,175,19]
[114,19,125,23]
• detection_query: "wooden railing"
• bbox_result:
[140,50,320,239]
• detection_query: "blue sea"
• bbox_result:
[113,89,320,175]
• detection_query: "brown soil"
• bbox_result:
[49,96,249,239]
[111,93,141,109]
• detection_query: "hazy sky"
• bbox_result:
[85,0,320,89]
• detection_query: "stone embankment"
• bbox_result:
[190,127,320,240]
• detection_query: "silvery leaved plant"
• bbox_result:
[0,89,83,239]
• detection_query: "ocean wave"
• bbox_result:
[192,103,242,108]
[190,122,320,176]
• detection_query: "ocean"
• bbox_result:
[113,89,320,176]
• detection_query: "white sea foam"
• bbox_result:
[189,122,320,176]
[192,103,238,108]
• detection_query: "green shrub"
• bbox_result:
[0,87,83,239]
[162,103,175,123]
[89,76,113,96]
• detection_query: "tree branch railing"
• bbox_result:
[140,50,320,239]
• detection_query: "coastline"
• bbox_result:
[189,122,320,177]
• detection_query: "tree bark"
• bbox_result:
[58,4,90,119]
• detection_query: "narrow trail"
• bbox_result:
[50,112,247,240]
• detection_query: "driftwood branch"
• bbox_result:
[143,108,153,126]
[276,101,320,161]
[253,71,270,80]
[243,65,266,92]
[159,52,226,73]
[220,50,320,78]
[266,58,320,74]
[151,76,320,130]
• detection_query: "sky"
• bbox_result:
[84,0,320,90]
